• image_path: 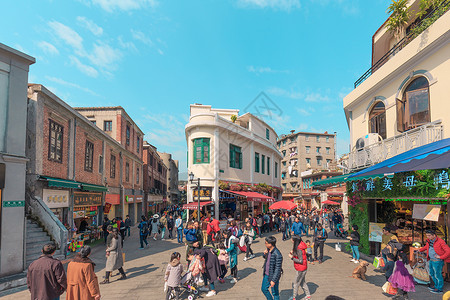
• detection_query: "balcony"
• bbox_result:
[354,0,450,88]
[342,121,443,173]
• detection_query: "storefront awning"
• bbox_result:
[348,138,450,179]
[183,201,213,210]
[105,194,120,205]
[81,183,108,192]
[322,200,340,205]
[311,173,389,187]
[40,176,81,189]
[228,191,274,202]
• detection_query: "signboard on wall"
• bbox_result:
[73,210,85,219]
[74,192,102,206]
[193,187,212,201]
[43,189,69,208]
[369,222,385,243]
[412,204,441,222]
[104,203,112,214]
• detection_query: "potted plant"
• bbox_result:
[386,0,410,42]
[231,115,237,123]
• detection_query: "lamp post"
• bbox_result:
[189,172,201,222]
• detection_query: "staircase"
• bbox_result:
[26,219,63,267]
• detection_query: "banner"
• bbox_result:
[104,203,112,214]
[412,204,441,222]
[369,222,385,242]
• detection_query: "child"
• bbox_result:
[388,252,415,299]
[165,252,183,300]
[217,244,229,283]
[384,253,395,281]
[305,240,314,265]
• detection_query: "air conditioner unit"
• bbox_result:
[355,133,382,150]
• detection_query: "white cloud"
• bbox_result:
[237,0,300,11]
[45,76,100,97]
[247,66,289,75]
[118,36,138,52]
[69,56,99,77]
[37,41,59,55]
[76,16,103,36]
[304,92,330,103]
[157,48,164,55]
[297,107,313,116]
[131,29,153,46]
[267,87,303,99]
[87,42,122,70]
[92,0,158,12]
[297,123,309,131]
[48,21,85,55]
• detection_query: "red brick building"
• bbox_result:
[143,141,167,216]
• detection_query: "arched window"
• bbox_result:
[369,101,386,139]
[397,77,430,132]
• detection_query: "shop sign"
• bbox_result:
[73,210,85,219]
[126,196,134,203]
[104,203,112,214]
[386,198,447,205]
[369,222,385,242]
[136,196,143,203]
[412,204,441,222]
[193,187,212,201]
[43,189,69,208]
[74,192,102,206]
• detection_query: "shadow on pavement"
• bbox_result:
[237,267,257,280]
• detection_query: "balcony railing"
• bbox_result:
[354,0,450,88]
[342,121,443,173]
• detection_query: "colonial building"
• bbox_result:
[0,43,34,277]
[185,104,282,220]
[75,107,144,222]
[158,151,179,204]
[143,141,168,215]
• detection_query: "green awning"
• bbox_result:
[40,176,81,189]
[81,183,108,192]
[311,173,392,187]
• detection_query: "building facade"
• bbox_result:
[0,44,34,277]
[143,142,168,216]
[75,107,144,222]
[277,131,336,198]
[158,151,179,204]
[185,104,282,219]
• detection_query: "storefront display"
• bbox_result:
[43,189,69,225]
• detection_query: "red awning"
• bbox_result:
[183,201,213,210]
[322,200,340,205]
[105,194,120,205]
[269,201,297,210]
[229,191,274,202]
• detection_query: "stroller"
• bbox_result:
[168,271,200,300]
[334,223,347,238]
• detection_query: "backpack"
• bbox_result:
[252,218,257,227]
[140,222,149,235]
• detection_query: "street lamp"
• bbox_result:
[189,172,201,222]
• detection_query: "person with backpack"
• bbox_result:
[138,216,149,249]
[313,223,328,264]
[243,222,256,261]
[175,215,183,243]
[289,236,311,300]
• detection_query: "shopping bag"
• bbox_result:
[335,243,342,252]
[379,257,385,268]
[373,256,381,268]
[238,245,247,253]
[381,282,389,293]
[382,282,397,295]
[122,253,126,263]
[413,267,430,282]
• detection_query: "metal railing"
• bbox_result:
[342,121,443,173]
[354,0,450,88]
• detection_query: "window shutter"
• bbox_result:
[396,98,405,132]
[239,151,242,169]
[229,145,234,168]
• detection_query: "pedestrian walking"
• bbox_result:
[217,244,229,283]
[388,251,415,299]
[261,236,283,300]
[27,242,67,300]
[150,214,160,240]
[418,229,450,294]
[100,228,127,284]
[313,223,328,263]
[167,214,174,239]
[175,215,183,243]
[224,230,239,283]
[243,222,256,261]
[102,216,110,244]
[257,215,263,237]
[160,214,167,240]
[66,246,101,300]
[164,252,183,300]
[138,216,149,249]
[194,246,221,297]
[305,240,314,265]
[289,236,311,300]
[125,215,132,237]
[291,217,307,238]
[347,224,360,263]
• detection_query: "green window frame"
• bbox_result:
[267,157,270,175]
[266,128,270,140]
[255,152,260,173]
[275,162,278,178]
[262,155,265,174]
[229,144,242,169]
[193,138,210,164]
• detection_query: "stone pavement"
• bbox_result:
[1,227,446,300]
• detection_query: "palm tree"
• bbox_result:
[386,0,410,41]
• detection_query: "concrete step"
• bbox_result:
[27,226,44,233]
[27,231,48,239]
[26,243,46,256]
[26,235,51,244]
[26,223,40,229]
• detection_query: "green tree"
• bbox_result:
[386,0,410,41]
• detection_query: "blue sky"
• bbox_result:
[1,0,390,178]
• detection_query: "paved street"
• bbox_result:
[1,227,445,300]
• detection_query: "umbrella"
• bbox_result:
[269,201,297,210]
[322,200,340,205]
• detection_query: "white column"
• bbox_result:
[250,142,254,184]
[214,125,220,220]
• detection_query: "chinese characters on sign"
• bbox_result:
[366,178,375,192]
[382,177,393,191]
[403,175,417,189]
[352,182,358,193]
[193,187,212,201]
[434,170,450,189]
